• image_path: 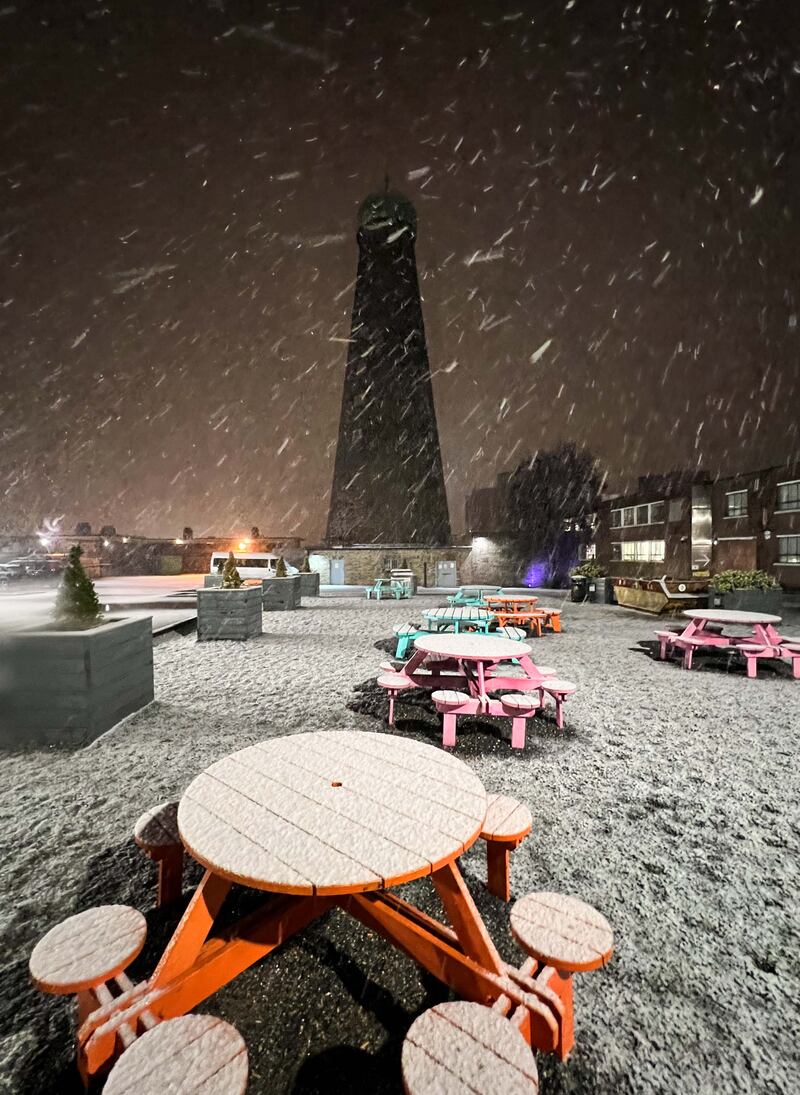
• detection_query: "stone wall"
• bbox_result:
[310,541,518,587]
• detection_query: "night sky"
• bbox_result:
[2,0,798,540]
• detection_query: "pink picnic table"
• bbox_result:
[677,608,782,649]
[401,632,551,713]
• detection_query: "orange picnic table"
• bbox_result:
[489,608,562,635]
[61,731,605,1085]
[483,594,539,612]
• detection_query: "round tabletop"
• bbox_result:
[682,608,782,625]
[484,594,538,604]
[413,633,531,660]
[423,606,491,621]
[178,731,487,896]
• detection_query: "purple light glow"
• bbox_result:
[523,560,548,588]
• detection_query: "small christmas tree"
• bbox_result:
[300,555,312,574]
[275,556,288,578]
[54,545,102,625]
[221,551,243,588]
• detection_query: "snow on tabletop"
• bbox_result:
[177,731,486,893]
[542,678,577,693]
[29,905,147,994]
[683,609,783,625]
[481,794,533,841]
[500,694,541,712]
[413,632,531,659]
[431,689,472,705]
[510,892,614,972]
[103,1014,248,1095]
[402,1001,538,1095]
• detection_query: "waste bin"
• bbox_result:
[571,575,590,602]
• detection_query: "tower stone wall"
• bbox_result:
[327,191,451,544]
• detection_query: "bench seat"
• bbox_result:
[509,891,614,1059]
[377,671,416,724]
[30,905,147,996]
[480,794,533,901]
[134,802,184,907]
[537,679,576,729]
[402,1001,539,1095]
[104,1013,249,1095]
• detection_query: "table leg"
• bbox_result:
[431,860,504,974]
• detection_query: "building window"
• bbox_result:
[777,480,800,512]
[611,540,666,562]
[635,504,649,525]
[623,507,635,527]
[777,535,800,564]
[611,509,622,528]
[649,501,665,523]
[725,490,748,518]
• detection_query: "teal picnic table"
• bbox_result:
[365,578,410,601]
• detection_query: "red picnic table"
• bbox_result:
[483,594,540,612]
[656,608,799,676]
[37,731,612,1088]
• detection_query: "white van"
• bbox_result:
[209,552,299,581]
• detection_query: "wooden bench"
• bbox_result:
[104,1013,249,1095]
[536,679,576,729]
[134,802,184,907]
[654,629,677,659]
[498,693,541,749]
[510,891,614,1058]
[30,905,149,1035]
[496,625,527,641]
[480,794,533,901]
[677,634,711,670]
[377,671,416,724]
[393,622,424,659]
[402,1000,539,1094]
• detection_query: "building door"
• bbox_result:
[329,558,345,584]
[435,560,457,588]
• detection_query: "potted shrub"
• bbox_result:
[197,553,263,641]
[710,570,782,613]
[261,555,301,611]
[0,545,154,747]
[298,555,320,597]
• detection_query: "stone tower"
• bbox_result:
[327,190,451,544]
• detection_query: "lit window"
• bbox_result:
[725,490,747,518]
[613,540,666,562]
[777,480,800,511]
[778,535,800,563]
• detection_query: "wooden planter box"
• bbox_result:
[0,616,154,748]
[261,575,301,611]
[298,572,320,597]
[710,587,783,613]
[197,587,263,641]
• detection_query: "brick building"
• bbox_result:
[592,462,800,589]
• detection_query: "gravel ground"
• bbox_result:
[1,595,798,1094]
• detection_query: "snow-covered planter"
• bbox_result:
[0,616,154,748]
[197,587,263,641]
[298,572,320,597]
[261,575,301,611]
[710,586,783,613]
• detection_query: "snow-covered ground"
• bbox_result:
[1,595,798,1094]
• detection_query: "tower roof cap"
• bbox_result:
[358,190,417,234]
